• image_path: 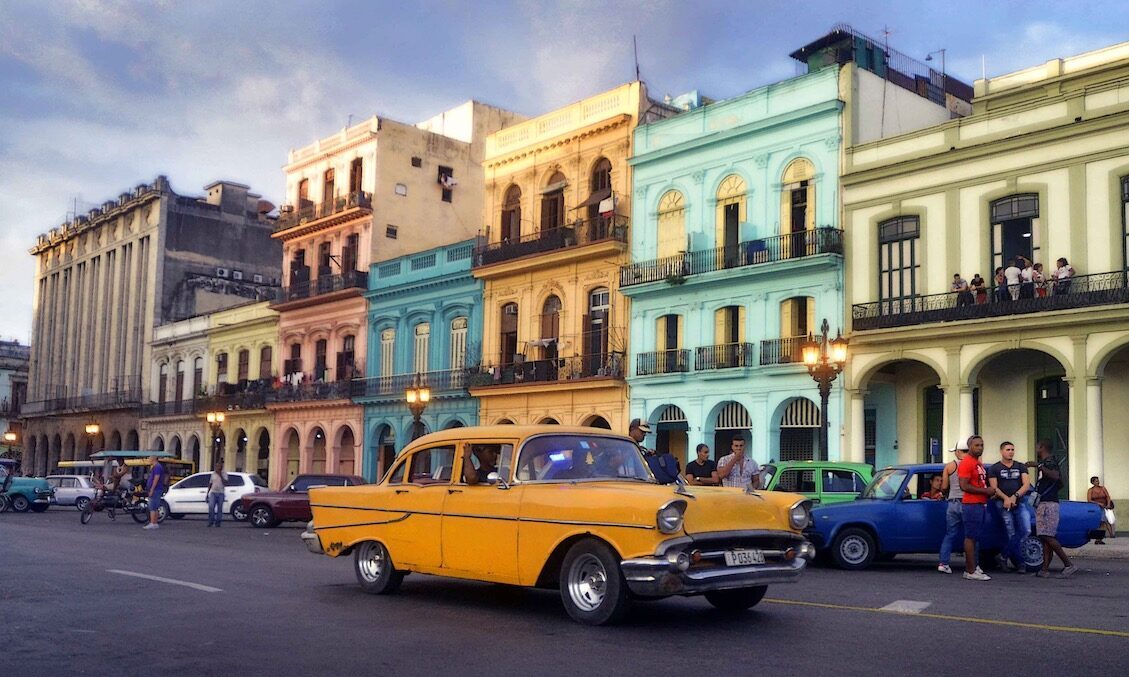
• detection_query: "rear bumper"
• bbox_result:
[621,534,815,597]
[300,522,324,555]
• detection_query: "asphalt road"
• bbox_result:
[3,509,1128,676]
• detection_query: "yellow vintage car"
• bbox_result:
[302,425,814,625]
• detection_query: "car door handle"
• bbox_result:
[395,489,409,494]
[447,488,463,495]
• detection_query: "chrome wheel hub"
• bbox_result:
[358,542,385,582]
[841,536,868,564]
[567,554,608,612]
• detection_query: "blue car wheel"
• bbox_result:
[1019,536,1044,572]
[832,528,877,570]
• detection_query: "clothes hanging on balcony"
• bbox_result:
[598,194,617,217]
[573,187,611,209]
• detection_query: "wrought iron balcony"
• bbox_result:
[21,377,143,417]
[268,380,355,404]
[759,336,808,366]
[694,343,755,370]
[474,215,628,268]
[636,349,691,376]
[468,353,625,387]
[852,271,1129,331]
[619,227,843,288]
[140,399,204,418]
[281,269,368,302]
[275,191,372,232]
[351,369,469,399]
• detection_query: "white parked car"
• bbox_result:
[160,472,267,521]
[46,475,98,511]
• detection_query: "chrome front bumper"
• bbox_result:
[300,522,324,554]
[621,538,815,597]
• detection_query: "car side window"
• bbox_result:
[822,470,864,494]
[410,446,456,485]
[291,477,321,492]
[223,475,246,487]
[776,469,816,493]
[46,477,60,488]
[324,477,347,487]
[250,475,268,488]
[460,443,515,484]
[177,474,210,489]
[387,460,407,485]
[63,477,77,488]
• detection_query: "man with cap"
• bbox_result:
[630,418,680,484]
[937,439,968,574]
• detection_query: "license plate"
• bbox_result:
[723,548,765,566]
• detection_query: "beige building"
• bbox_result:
[139,314,210,468]
[470,82,676,430]
[842,41,1129,513]
[22,177,281,475]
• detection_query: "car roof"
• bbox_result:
[763,461,873,470]
[398,425,631,454]
[878,463,947,472]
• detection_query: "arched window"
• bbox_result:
[780,296,815,340]
[587,158,613,221]
[584,288,610,375]
[990,194,1040,271]
[216,352,229,384]
[540,295,562,361]
[714,305,745,345]
[715,175,746,267]
[314,339,328,381]
[781,159,815,256]
[380,329,395,377]
[500,303,518,367]
[175,360,185,402]
[413,324,430,374]
[158,363,168,405]
[878,216,920,307]
[501,185,522,242]
[449,318,468,370]
[286,343,302,377]
[338,334,356,380]
[193,356,204,397]
[237,349,250,381]
[258,346,272,380]
[653,314,685,374]
[541,171,566,232]
[656,190,685,259]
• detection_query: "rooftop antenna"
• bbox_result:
[347,114,354,128]
[879,25,892,137]
[981,54,987,80]
[633,35,641,81]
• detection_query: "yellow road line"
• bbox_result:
[764,598,1129,638]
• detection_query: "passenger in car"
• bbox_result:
[921,475,944,500]
[463,445,499,485]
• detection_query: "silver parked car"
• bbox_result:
[46,475,97,511]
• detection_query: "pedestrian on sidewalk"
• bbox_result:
[1087,476,1115,544]
[988,441,1032,571]
[717,437,759,490]
[937,441,967,574]
[207,460,227,527]
[1029,440,1078,578]
[143,455,166,530]
[685,444,719,486]
[958,435,995,581]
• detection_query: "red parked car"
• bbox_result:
[242,474,366,528]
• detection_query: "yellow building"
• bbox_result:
[205,301,279,483]
[469,83,677,431]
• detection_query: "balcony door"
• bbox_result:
[500,303,518,367]
[990,194,1039,272]
[716,175,745,268]
[781,159,815,258]
[878,216,921,314]
[540,172,566,234]
[501,185,522,243]
[584,288,610,376]
[656,190,685,260]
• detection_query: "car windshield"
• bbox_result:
[515,434,652,483]
[760,464,776,488]
[862,469,908,500]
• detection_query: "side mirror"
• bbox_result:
[486,472,509,490]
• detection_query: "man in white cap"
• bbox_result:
[937,439,968,574]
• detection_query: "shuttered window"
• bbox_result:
[413,323,430,374]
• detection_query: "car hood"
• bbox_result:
[242,490,295,502]
[678,486,799,534]
[4,477,51,492]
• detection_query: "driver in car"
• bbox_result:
[463,445,499,485]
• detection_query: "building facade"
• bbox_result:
[139,314,210,471]
[1,340,30,464]
[269,104,518,487]
[355,240,482,480]
[22,177,281,475]
[470,82,677,432]
[842,41,1129,514]
[623,27,970,466]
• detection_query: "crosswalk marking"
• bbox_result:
[880,599,932,614]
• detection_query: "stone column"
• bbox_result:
[1086,377,1104,492]
[848,389,866,464]
[1064,377,1086,501]
[958,386,975,443]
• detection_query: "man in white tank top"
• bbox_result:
[937,441,968,574]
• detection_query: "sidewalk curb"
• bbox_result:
[1066,544,1129,561]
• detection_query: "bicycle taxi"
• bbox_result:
[77,451,181,524]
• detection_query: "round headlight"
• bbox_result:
[657,501,686,534]
[788,501,811,530]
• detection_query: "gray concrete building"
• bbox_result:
[21,176,282,475]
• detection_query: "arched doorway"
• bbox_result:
[154,436,165,452]
[49,434,62,473]
[711,401,751,462]
[170,435,182,459]
[212,430,226,471]
[284,428,300,484]
[108,430,122,451]
[125,429,139,450]
[338,426,355,475]
[859,358,946,468]
[582,415,612,430]
[1097,342,1129,499]
[374,424,395,480]
[496,418,515,425]
[311,427,327,473]
[255,428,270,482]
[776,398,820,462]
[25,436,38,476]
[233,428,247,472]
[188,435,201,473]
[39,435,49,475]
[538,417,560,425]
[653,405,688,461]
[444,419,465,429]
[63,433,75,462]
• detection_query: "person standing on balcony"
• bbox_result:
[971,273,987,304]
[951,274,974,307]
[1018,255,1036,299]
[1004,259,1022,301]
[1053,258,1075,295]
[1032,262,1048,297]
[994,267,1008,302]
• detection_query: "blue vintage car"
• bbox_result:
[805,463,1102,571]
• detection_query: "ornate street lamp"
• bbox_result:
[206,411,226,461]
[405,374,431,441]
[3,431,17,444]
[84,422,101,436]
[802,319,848,462]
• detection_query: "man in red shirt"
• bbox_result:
[958,435,996,581]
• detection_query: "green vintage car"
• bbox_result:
[1,459,53,512]
[760,461,874,505]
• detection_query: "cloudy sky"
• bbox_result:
[0,0,1125,342]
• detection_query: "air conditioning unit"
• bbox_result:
[232,270,244,281]
[216,267,229,278]
[252,274,264,283]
